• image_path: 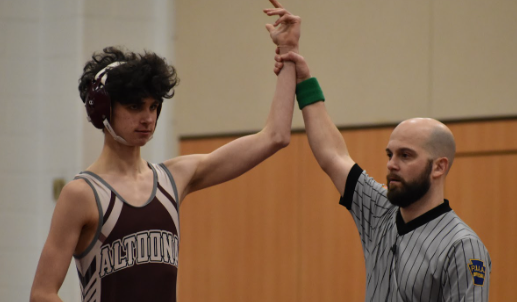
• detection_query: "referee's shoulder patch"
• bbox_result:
[468,259,486,286]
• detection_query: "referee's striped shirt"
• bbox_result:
[339,164,491,302]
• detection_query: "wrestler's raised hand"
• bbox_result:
[264,0,301,53]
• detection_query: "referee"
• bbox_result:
[271,50,491,300]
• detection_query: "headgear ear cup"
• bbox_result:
[85,62,125,129]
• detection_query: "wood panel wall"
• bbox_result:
[178,119,516,301]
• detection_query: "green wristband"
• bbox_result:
[295,77,325,110]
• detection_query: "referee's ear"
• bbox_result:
[432,157,450,178]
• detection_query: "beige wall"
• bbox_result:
[175,0,517,136]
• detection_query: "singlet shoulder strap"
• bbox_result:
[72,172,108,258]
[151,163,180,238]
[74,172,129,258]
[74,172,113,217]
[152,163,179,206]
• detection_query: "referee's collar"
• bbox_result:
[396,200,452,235]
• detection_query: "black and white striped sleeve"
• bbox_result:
[339,164,394,251]
[441,236,491,302]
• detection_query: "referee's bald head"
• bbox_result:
[392,118,456,173]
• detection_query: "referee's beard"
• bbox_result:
[387,159,433,208]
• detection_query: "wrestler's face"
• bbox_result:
[110,97,158,146]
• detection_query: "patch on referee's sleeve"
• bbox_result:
[468,259,486,286]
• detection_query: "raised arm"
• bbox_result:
[274,51,355,196]
[164,1,299,202]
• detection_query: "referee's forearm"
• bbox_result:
[302,102,350,171]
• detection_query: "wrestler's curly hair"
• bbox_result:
[78,46,179,106]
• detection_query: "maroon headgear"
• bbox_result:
[85,62,124,129]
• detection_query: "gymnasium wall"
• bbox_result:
[178,118,517,301]
[0,1,85,301]
[175,0,517,136]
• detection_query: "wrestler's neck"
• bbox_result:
[399,184,445,223]
[88,133,149,176]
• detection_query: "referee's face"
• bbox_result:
[386,121,435,208]
[386,158,433,208]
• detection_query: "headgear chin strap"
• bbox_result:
[103,119,153,145]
